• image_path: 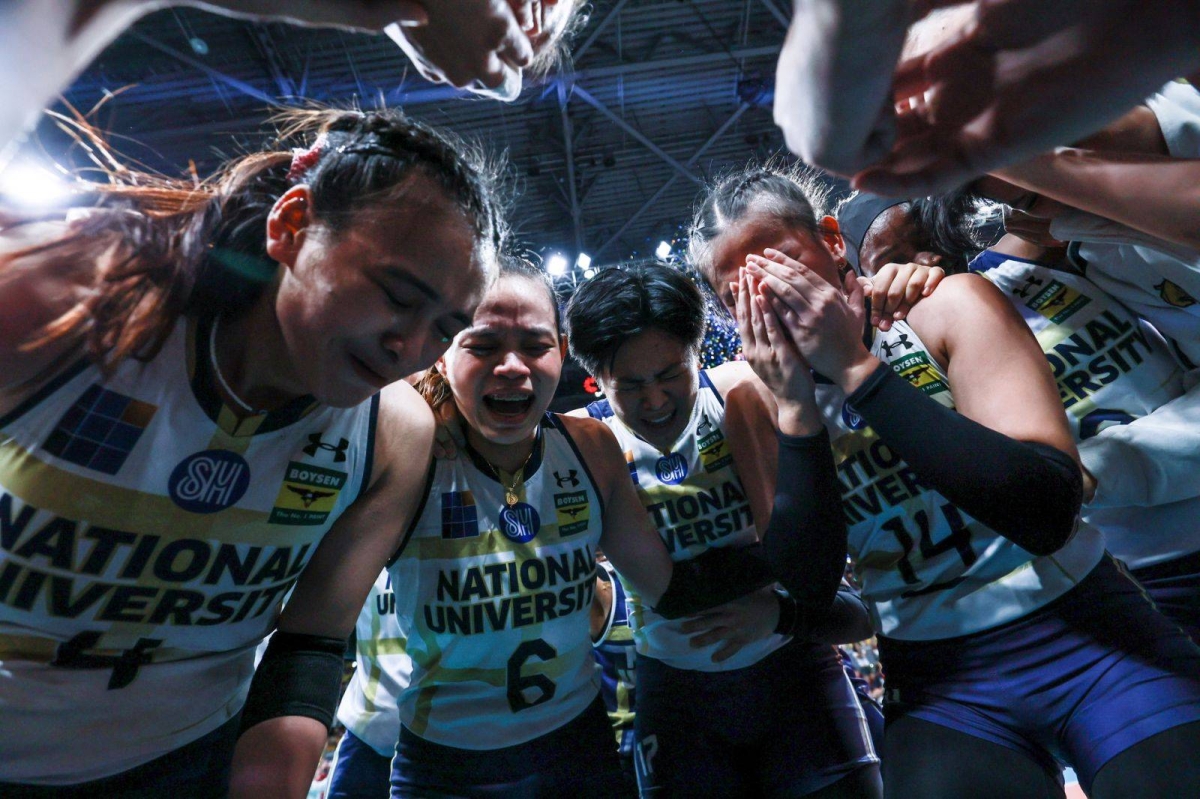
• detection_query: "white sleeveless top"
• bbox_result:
[0,316,376,784]
[588,371,788,670]
[387,413,603,749]
[972,250,1196,569]
[337,569,407,757]
[818,318,1105,640]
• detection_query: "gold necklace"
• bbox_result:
[480,443,537,508]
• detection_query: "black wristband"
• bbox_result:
[238,631,347,736]
[772,588,799,637]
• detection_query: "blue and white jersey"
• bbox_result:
[0,316,376,784]
[592,559,636,758]
[589,371,789,670]
[387,413,604,749]
[972,249,1200,569]
[337,569,407,757]
[818,319,1105,641]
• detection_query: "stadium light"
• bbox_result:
[575,253,592,271]
[656,241,672,260]
[546,253,568,276]
[582,268,596,279]
[0,162,72,208]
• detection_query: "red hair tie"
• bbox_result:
[286,134,327,182]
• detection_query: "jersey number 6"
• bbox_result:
[507,638,558,713]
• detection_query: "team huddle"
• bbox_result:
[4,1,1200,798]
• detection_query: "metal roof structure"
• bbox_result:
[30,0,798,273]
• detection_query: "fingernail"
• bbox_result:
[894,311,905,320]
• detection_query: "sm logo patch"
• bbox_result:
[892,352,948,396]
[269,461,347,525]
[169,450,250,513]
[697,427,732,473]
[555,490,590,536]
[1026,279,1090,323]
[441,491,479,539]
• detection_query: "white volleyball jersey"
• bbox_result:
[387,413,603,749]
[337,569,407,757]
[972,250,1200,569]
[819,319,1105,641]
[0,316,376,784]
[587,371,788,670]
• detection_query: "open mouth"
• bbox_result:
[641,409,676,430]
[483,392,536,419]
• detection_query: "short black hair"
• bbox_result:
[565,263,705,377]
[909,190,988,273]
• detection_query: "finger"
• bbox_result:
[899,266,929,317]
[389,1,429,27]
[885,263,915,318]
[710,639,742,663]
[496,9,535,69]
[509,0,536,31]
[747,264,814,320]
[753,251,836,294]
[679,614,720,634]
[923,266,946,296]
[844,268,867,329]
[750,283,770,348]
[735,268,756,349]
[687,628,729,649]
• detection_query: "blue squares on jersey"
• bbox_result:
[43,384,157,475]
[441,491,480,539]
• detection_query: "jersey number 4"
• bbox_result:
[882,503,976,597]
[507,639,558,713]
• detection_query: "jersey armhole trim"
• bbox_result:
[387,457,436,568]
[356,393,382,504]
[592,559,619,647]
[549,413,606,522]
[698,369,724,407]
[0,357,91,430]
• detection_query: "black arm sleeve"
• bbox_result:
[760,428,848,628]
[238,631,346,736]
[652,543,775,619]
[847,362,1082,556]
[805,584,875,645]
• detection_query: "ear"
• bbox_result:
[818,215,846,260]
[265,185,315,270]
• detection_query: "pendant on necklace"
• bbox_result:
[505,490,519,507]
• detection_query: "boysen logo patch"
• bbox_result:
[892,352,949,396]
[270,461,347,525]
[555,490,590,536]
[44,385,157,475]
[441,491,479,539]
[169,450,250,514]
[1155,279,1197,308]
[697,425,732,473]
[1026,279,1090,323]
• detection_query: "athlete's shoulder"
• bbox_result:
[708,361,775,419]
[370,382,436,488]
[555,411,619,450]
[906,272,1016,352]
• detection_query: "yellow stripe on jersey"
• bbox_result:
[0,441,309,548]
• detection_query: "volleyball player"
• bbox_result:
[687,164,1200,798]
[376,254,845,796]
[0,107,499,796]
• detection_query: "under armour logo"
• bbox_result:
[555,470,579,488]
[1014,275,1044,298]
[697,413,714,437]
[303,434,348,463]
[879,334,914,357]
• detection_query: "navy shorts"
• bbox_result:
[634,639,878,798]
[880,554,1200,795]
[390,696,625,798]
[1131,549,1200,642]
[0,713,238,798]
[329,729,392,799]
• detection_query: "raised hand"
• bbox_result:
[744,249,880,394]
[862,260,946,331]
